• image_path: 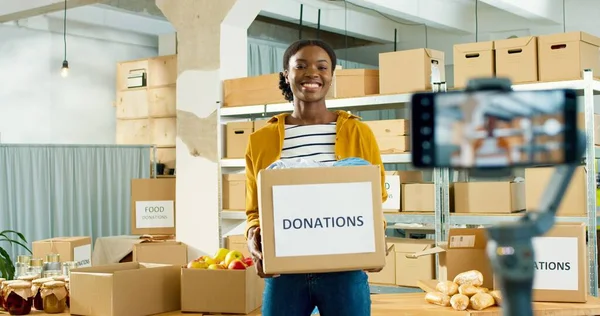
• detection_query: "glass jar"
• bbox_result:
[14,255,30,279]
[1,280,21,311]
[4,281,33,315]
[31,277,54,310]
[40,281,68,314]
[62,261,79,278]
[43,254,62,278]
[28,258,44,277]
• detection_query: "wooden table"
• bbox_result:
[6,294,600,315]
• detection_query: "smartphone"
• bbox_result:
[410,88,580,169]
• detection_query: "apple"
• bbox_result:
[228,259,247,270]
[200,255,216,265]
[213,248,230,263]
[224,250,245,267]
[187,260,208,269]
[243,257,253,267]
[208,264,225,270]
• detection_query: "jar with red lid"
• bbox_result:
[40,281,68,314]
[3,281,33,315]
[31,277,54,310]
[1,280,21,311]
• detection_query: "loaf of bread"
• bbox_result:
[470,292,495,310]
[450,294,469,311]
[489,290,502,306]
[436,281,459,296]
[458,284,479,297]
[453,270,484,287]
[425,291,451,307]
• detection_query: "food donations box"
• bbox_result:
[131,178,176,235]
[257,165,386,274]
[411,224,587,303]
[32,236,92,267]
[69,262,181,316]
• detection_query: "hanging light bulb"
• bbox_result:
[60,60,69,78]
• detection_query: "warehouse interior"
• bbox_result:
[1,0,600,315]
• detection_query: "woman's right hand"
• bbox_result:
[247,226,278,278]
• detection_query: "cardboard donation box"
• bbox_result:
[132,240,188,266]
[382,170,423,212]
[69,262,181,316]
[181,267,264,314]
[32,236,92,267]
[531,223,587,303]
[131,178,176,235]
[257,165,386,274]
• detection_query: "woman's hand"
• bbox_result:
[247,226,279,278]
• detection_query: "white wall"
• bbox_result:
[0,19,157,144]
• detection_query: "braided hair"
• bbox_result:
[278,39,338,102]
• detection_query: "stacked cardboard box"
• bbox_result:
[453,31,600,88]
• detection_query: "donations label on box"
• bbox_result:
[272,181,376,257]
[532,236,579,291]
[382,175,400,210]
[135,200,175,229]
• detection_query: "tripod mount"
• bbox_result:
[463,78,586,316]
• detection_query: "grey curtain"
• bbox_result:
[0,144,151,260]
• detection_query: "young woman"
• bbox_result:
[244,39,387,316]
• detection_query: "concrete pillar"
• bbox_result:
[156,0,266,259]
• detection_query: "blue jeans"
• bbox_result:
[261,270,371,316]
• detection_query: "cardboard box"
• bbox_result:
[257,165,386,274]
[454,181,525,214]
[532,223,587,303]
[453,41,495,89]
[367,243,396,285]
[131,178,176,236]
[32,236,92,267]
[390,238,435,287]
[495,36,539,84]
[181,267,264,314]
[538,31,600,82]
[382,171,423,212]
[414,225,587,302]
[226,121,253,159]
[379,48,445,94]
[334,69,379,98]
[364,119,411,153]
[223,174,246,210]
[223,73,286,107]
[525,166,586,216]
[225,235,251,259]
[402,183,435,212]
[69,262,181,316]
[132,241,188,266]
[410,228,497,289]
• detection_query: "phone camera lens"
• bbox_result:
[422,156,431,164]
[422,141,431,149]
[421,127,432,135]
[421,98,430,106]
[421,113,430,120]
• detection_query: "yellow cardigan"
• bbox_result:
[244,110,388,237]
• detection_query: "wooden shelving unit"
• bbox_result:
[114,55,178,173]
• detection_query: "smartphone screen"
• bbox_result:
[411,89,579,169]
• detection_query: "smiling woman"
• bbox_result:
[244,39,387,316]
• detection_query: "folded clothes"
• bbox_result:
[267,157,371,169]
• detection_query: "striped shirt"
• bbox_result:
[281,123,337,164]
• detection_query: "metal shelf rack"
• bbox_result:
[218,70,600,296]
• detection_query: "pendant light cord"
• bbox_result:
[63,0,67,61]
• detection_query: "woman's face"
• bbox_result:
[285,45,333,103]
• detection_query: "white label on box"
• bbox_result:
[382,175,400,210]
[135,200,175,229]
[74,244,92,267]
[532,236,578,291]
[272,182,376,258]
[449,235,476,248]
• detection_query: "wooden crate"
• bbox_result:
[116,86,176,119]
[116,55,177,91]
